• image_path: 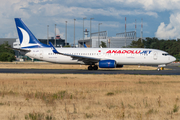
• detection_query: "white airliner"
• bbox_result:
[13,18,176,71]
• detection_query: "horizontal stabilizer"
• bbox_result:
[5,46,31,52]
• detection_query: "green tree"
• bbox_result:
[128,38,144,48]
[129,37,180,59]
[64,45,71,47]
[100,41,107,48]
[144,37,159,48]
[0,42,15,62]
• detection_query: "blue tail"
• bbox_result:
[15,18,49,48]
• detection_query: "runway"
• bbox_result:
[0,65,180,75]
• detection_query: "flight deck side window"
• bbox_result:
[162,53,169,56]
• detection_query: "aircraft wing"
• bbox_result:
[49,42,100,64]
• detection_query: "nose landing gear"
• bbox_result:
[157,67,164,71]
[157,68,161,71]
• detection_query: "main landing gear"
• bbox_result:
[88,65,98,70]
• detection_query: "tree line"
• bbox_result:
[0,42,15,62]
[128,37,180,60]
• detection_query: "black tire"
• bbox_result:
[93,65,98,70]
[88,66,93,70]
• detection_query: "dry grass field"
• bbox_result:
[0,62,165,70]
[0,73,180,120]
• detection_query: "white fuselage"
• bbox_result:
[25,48,176,66]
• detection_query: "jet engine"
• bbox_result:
[99,60,116,68]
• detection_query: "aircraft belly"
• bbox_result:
[54,55,78,64]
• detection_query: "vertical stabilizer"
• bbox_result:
[15,18,49,48]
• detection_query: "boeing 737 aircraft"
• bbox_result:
[13,18,176,71]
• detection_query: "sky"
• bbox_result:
[1,0,180,44]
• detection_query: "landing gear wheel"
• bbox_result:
[157,68,161,71]
[88,66,93,70]
[93,65,98,70]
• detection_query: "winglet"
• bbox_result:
[49,42,59,54]
[84,43,87,48]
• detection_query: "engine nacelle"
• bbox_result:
[99,60,116,68]
[116,64,123,68]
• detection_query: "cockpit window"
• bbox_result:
[162,53,169,56]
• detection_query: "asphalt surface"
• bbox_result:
[0,64,180,75]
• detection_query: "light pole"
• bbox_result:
[90,18,94,39]
[135,19,137,41]
[141,18,143,43]
[55,24,56,46]
[83,17,86,41]
[74,19,76,47]
[65,21,67,46]
[98,23,102,48]
[125,17,126,47]
[47,25,49,45]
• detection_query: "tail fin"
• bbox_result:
[15,18,49,48]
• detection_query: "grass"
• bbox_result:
[106,92,114,96]
[173,104,179,113]
[24,91,71,104]
[0,74,180,119]
[85,113,93,118]
[25,112,53,120]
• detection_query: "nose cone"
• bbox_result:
[171,56,176,62]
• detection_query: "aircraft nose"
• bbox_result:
[171,56,176,62]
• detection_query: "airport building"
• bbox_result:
[39,35,69,47]
[78,30,137,48]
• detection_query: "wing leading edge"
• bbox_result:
[49,42,100,64]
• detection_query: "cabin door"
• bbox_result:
[39,50,43,59]
[153,51,158,60]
